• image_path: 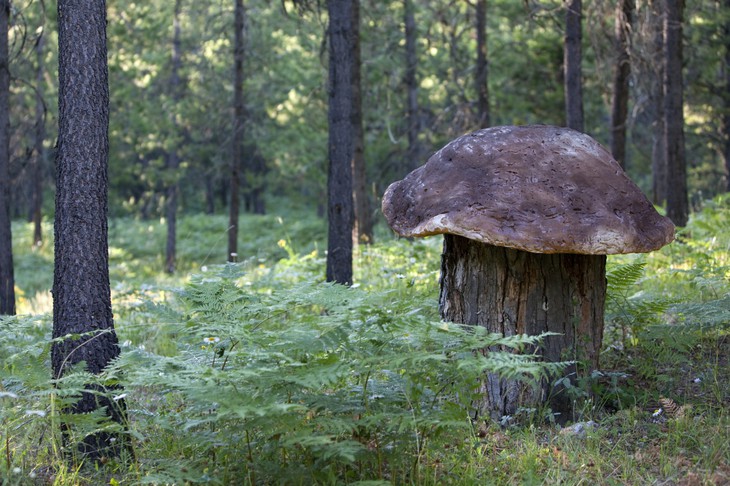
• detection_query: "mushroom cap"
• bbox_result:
[382,125,675,255]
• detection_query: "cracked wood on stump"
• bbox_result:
[439,234,606,422]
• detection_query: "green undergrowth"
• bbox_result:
[2,196,729,484]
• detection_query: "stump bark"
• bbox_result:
[438,234,606,423]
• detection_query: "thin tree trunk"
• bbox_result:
[564,0,584,132]
[31,28,45,247]
[404,0,421,171]
[326,0,354,284]
[228,0,244,262]
[351,0,372,245]
[664,0,688,226]
[439,235,606,424]
[610,0,634,168]
[52,0,125,460]
[475,0,490,129]
[651,0,667,204]
[165,0,182,274]
[724,0,730,192]
[0,0,15,315]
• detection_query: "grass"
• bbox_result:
[1,197,729,485]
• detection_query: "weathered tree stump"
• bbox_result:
[439,234,606,422]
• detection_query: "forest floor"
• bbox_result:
[1,198,729,485]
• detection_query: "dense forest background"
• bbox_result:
[4,0,728,234]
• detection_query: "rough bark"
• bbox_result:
[564,0,584,132]
[326,0,354,284]
[439,234,606,423]
[475,0,490,129]
[651,0,667,205]
[31,28,45,247]
[0,0,14,315]
[610,0,633,168]
[165,0,182,274]
[404,0,421,171]
[663,0,688,226]
[228,0,244,262]
[53,0,125,459]
[351,0,373,245]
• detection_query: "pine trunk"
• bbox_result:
[229,0,245,262]
[326,0,354,285]
[165,0,182,274]
[0,0,14,315]
[475,0,489,129]
[564,0,584,132]
[610,0,633,168]
[53,0,124,459]
[663,0,688,226]
[404,0,421,171]
[438,234,605,423]
[651,0,667,205]
[351,0,373,245]
[32,29,45,247]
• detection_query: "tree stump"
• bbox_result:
[438,234,606,423]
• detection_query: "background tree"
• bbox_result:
[610,0,633,168]
[31,24,46,247]
[52,0,125,459]
[0,0,15,315]
[228,0,245,262]
[165,0,183,274]
[351,0,372,245]
[403,0,421,171]
[564,0,584,131]
[664,0,688,225]
[475,0,489,129]
[326,0,354,284]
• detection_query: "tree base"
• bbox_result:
[439,234,606,423]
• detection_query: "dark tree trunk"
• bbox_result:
[0,0,15,315]
[165,0,182,274]
[351,0,372,245]
[404,0,421,171]
[610,0,634,168]
[663,0,688,226]
[52,0,125,460]
[722,0,730,192]
[475,0,490,129]
[228,0,245,262]
[439,235,606,423]
[31,28,45,248]
[564,0,584,132]
[651,0,667,205]
[326,0,354,285]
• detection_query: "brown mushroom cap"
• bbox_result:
[382,125,675,254]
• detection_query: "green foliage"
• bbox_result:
[114,270,560,483]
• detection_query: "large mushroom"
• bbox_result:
[382,125,675,422]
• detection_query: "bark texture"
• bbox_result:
[724,0,730,192]
[564,0,584,132]
[663,0,688,226]
[439,235,606,422]
[53,0,124,459]
[0,0,14,315]
[610,0,633,168]
[228,0,245,262]
[326,0,354,284]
